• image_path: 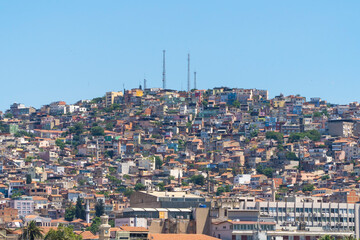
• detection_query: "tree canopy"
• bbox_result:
[22,221,43,240]
[289,130,321,142]
[90,126,105,136]
[44,225,82,240]
[190,174,205,186]
[265,131,283,142]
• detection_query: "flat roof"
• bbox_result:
[140,191,203,199]
[123,208,192,213]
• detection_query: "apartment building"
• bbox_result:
[105,91,123,107]
[327,120,355,137]
[10,196,34,217]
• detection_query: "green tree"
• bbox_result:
[55,139,66,150]
[15,130,35,138]
[109,219,115,228]
[317,235,334,240]
[321,175,330,180]
[91,126,105,136]
[104,150,114,159]
[285,151,299,160]
[69,122,84,136]
[87,217,101,234]
[155,156,163,169]
[216,185,232,196]
[157,182,165,191]
[313,112,322,118]
[22,220,43,240]
[65,206,76,221]
[107,175,122,186]
[124,188,134,197]
[343,236,356,240]
[181,181,189,186]
[262,168,273,178]
[256,165,273,178]
[75,197,86,220]
[4,113,13,119]
[216,186,226,196]
[95,199,104,217]
[302,183,315,193]
[45,225,82,240]
[289,130,321,142]
[134,183,146,191]
[105,122,114,131]
[250,129,259,138]
[232,100,241,108]
[190,174,205,186]
[91,97,104,104]
[26,174,32,184]
[10,190,23,199]
[265,131,284,142]
[0,122,9,133]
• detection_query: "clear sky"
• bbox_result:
[1,1,360,111]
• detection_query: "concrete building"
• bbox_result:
[211,196,359,240]
[327,120,355,137]
[105,91,123,107]
[10,196,34,217]
[130,191,210,208]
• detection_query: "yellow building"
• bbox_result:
[105,91,123,107]
[133,89,143,97]
[273,100,285,108]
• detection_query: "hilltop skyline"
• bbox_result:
[1,1,360,110]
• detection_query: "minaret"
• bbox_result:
[99,214,111,240]
[85,199,90,224]
[271,179,276,202]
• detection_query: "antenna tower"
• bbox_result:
[194,71,197,90]
[187,54,190,92]
[162,50,166,89]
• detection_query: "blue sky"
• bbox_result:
[1,1,360,111]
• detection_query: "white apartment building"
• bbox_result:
[211,196,359,240]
